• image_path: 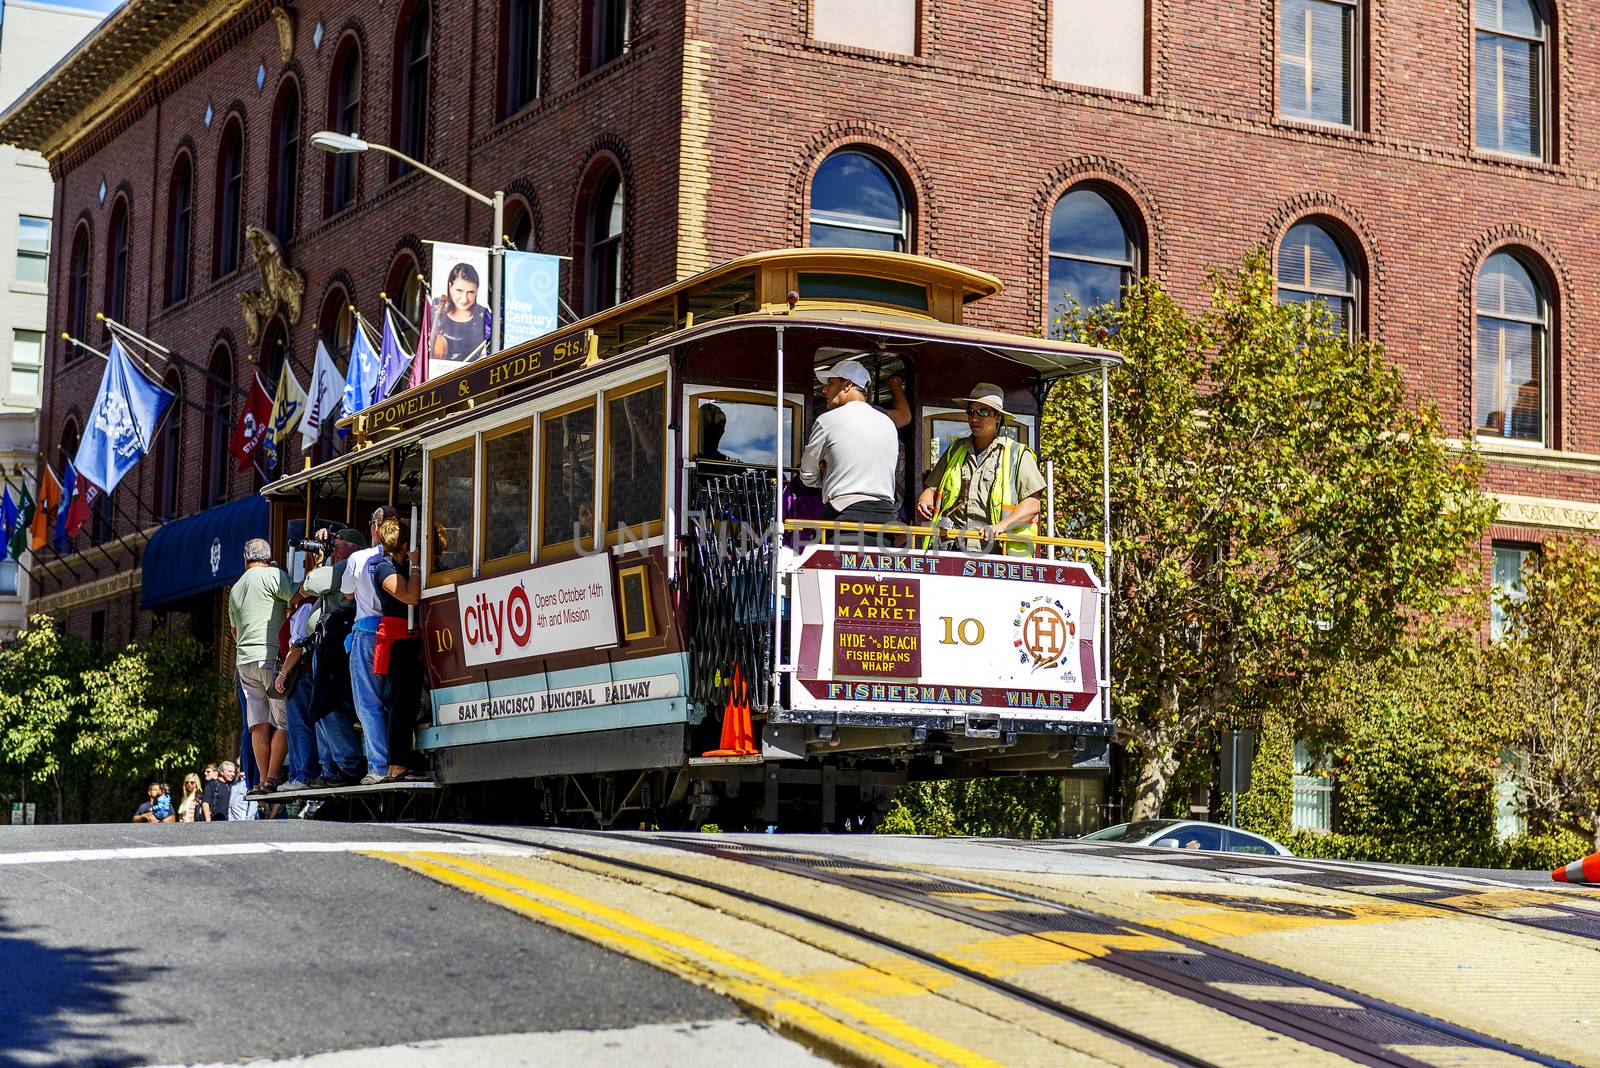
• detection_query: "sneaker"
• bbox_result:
[277,779,309,792]
[359,773,386,786]
[319,771,360,788]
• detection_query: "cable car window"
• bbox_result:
[924,408,1028,467]
[429,442,475,577]
[690,392,798,468]
[482,422,533,565]
[605,380,665,541]
[541,399,598,552]
[797,272,928,311]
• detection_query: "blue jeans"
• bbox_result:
[311,647,364,777]
[284,668,321,784]
[348,627,389,774]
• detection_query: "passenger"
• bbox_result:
[302,528,365,787]
[228,537,295,794]
[697,401,731,463]
[799,358,901,531]
[271,587,319,792]
[915,383,1045,557]
[342,506,399,786]
[372,518,427,782]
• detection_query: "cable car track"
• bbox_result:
[426,827,1573,1068]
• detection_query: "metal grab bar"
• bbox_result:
[779,518,1106,553]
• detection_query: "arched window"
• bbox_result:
[66,224,90,359]
[204,346,232,507]
[1276,219,1360,338]
[165,153,193,306]
[326,38,362,215]
[393,0,431,176]
[104,197,129,332]
[268,79,301,240]
[153,371,183,520]
[1475,0,1547,158]
[504,197,536,250]
[257,317,291,478]
[214,119,244,278]
[315,288,353,462]
[385,253,426,345]
[501,0,541,116]
[584,0,628,73]
[1048,185,1138,323]
[1475,250,1549,444]
[808,150,909,251]
[582,167,623,315]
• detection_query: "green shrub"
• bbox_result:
[1282,829,1588,870]
[878,777,1062,839]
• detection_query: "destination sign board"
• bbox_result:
[352,329,594,434]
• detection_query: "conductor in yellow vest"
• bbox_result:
[915,384,1045,556]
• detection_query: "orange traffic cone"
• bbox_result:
[703,665,758,757]
[1552,851,1600,884]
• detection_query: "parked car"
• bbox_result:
[1079,819,1293,856]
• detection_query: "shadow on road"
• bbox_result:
[0,911,147,1068]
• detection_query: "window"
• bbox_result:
[269,80,300,240]
[67,225,89,354]
[501,0,541,116]
[1279,0,1357,126]
[204,346,232,507]
[1291,738,1333,832]
[165,155,193,305]
[153,372,182,520]
[393,0,431,176]
[1475,0,1546,158]
[540,400,597,553]
[1050,0,1143,93]
[583,168,624,315]
[1491,543,1532,641]
[808,150,908,251]
[385,253,427,341]
[1048,185,1137,322]
[16,215,48,285]
[0,560,16,597]
[813,0,915,56]
[327,40,362,215]
[11,330,42,397]
[604,380,665,542]
[584,0,628,72]
[690,391,799,468]
[1276,220,1358,337]
[481,423,532,566]
[214,121,244,278]
[1475,250,1548,444]
[505,198,536,251]
[104,198,129,329]
[925,408,1029,467]
[314,287,354,463]
[429,442,475,579]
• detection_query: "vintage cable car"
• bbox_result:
[263,249,1120,829]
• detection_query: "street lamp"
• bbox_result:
[310,131,505,355]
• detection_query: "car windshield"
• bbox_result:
[1081,820,1178,843]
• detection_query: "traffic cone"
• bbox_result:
[1552,851,1600,884]
[703,664,758,757]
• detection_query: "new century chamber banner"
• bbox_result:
[501,250,562,348]
[428,242,493,374]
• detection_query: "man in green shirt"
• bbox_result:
[228,537,296,793]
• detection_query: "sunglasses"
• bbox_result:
[965,406,999,418]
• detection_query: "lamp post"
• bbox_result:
[310,131,504,355]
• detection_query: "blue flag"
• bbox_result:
[376,310,411,401]
[74,338,175,495]
[0,488,15,560]
[342,322,381,418]
[53,461,77,551]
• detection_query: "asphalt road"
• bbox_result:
[0,822,818,1068]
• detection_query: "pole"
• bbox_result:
[1230,733,1240,828]
[1045,458,1055,562]
[490,190,505,354]
[1100,363,1112,727]
[770,325,785,716]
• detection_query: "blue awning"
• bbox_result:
[140,495,271,610]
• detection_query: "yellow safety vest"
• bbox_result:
[929,436,1037,556]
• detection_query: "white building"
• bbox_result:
[0,0,107,638]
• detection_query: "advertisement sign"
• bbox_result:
[788,547,1102,720]
[455,554,618,668]
[428,241,493,375]
[502,250,562,348]
[435,673,680,726]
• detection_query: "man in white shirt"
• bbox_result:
[799,358,901,527]
[341,505,397,784]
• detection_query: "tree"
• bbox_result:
[0,616,97,821]
[1043,255,1495,819]
[1497,539,1600,849]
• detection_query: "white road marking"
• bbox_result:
[0,841,538,866]
[146,1019,828,1067]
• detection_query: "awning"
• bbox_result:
[140,495,271,610]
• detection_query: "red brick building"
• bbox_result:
[0,0,1592,648]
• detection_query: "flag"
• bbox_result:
[29,465,62,551]
[53,461,77,551]
[8,484,33,562]
[342,321,381,418]
[301,339,344,445]
[265,361,307,463]
[0,488,16,559]
[74,338,176,496]
[408,298,433,390]
[64,475,96,540]
[229,373,273,472]
[376,309,411,400]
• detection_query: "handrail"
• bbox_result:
[780,518,1105,553]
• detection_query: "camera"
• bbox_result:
[295,537,330,554]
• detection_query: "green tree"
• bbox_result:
[1043,255,1495,819]
[0,615,97,821]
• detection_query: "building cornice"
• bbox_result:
[1493,494,1600,535]
[30,568,141,616]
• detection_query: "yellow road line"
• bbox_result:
[373,850,1008,1068]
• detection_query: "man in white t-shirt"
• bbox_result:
[341,505,397,784]
[799,359,901,527]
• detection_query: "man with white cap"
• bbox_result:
[799,357,901,526]
[916,383,1045,556]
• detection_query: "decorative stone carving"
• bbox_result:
[1494,493,1600,534]
[239,226,304,345]
[270,6,294,64]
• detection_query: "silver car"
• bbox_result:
[1080,818,1293,856]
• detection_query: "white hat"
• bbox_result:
[816,358,871,390]
[959,383,1009,418]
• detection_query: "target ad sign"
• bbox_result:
[454,554,618,668]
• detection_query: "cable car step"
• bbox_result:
[686,754,766,767]
[257,780,441,801]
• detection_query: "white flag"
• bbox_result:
[301,338,345,445]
